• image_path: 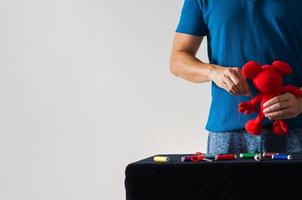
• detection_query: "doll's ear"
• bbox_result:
[272,60,293,75]
[242,61,262,78]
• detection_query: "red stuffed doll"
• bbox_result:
[238,60,302,136]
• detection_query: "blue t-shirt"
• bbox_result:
[176,0,302,132]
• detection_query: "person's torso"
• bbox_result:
[203,0,302,131]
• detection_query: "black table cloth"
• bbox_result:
[125,154,302,200]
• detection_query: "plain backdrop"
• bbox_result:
[0,0,211,199]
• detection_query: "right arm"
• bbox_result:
[169,33,250,96]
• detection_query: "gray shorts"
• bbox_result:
[207,127,302,154]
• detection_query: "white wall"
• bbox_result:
[0,0,210,199]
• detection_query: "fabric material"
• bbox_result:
[207,128,302,154]
[176,0,302,132]
[125,154,302,200]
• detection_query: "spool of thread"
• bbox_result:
[262,152,278,158]
[215,154,237,161]
[240,153,259,159]
[254,154,262,161]
[154,156,170,162]
[181,156,192,162]
[272,154,292,160]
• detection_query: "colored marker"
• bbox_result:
[154,156,169,163]
[215,154,237,161]
[272,154,292,160]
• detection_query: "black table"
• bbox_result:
[125,154,302,200]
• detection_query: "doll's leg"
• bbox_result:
[272,120,289,136]
[245,113,265,136]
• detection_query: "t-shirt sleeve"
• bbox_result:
[176,0,208,36]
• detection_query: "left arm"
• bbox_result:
[263,86,302,120]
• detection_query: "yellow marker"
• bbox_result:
[153,156,170,163]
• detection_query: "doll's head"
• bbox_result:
[242,60,292,93]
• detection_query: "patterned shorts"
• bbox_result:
[207,127,302,154]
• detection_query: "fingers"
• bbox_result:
[224,68,245,95]
[263,93,300,120]
[264,108,297,120]
[263,100,291,114]
[227,73,244,95]
[263,93,293,108]
[224,76,239,95]
[212,66,251,96]
[234,68,251,96]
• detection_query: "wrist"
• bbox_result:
[208,64,224,81]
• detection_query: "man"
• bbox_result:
[170,0,302,154]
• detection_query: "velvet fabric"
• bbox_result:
[125,154,302,200]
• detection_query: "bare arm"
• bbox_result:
[169,33,214,83]
[169,33,250,96]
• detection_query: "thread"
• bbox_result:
[215,154,237,160]
[181,156,192,162]
[254,154,262,161]
[154,156,169,162]
[272,154,292,160]
[240,153,259,159]
[262,152,279,158]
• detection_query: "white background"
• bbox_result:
[0,0,210,199]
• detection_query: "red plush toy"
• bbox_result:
[238,60,302,136]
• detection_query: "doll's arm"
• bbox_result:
[282,85,302,97]
[238,94,261,115]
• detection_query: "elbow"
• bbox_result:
[169,56,180,77]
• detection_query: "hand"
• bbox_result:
[239,102,257,115]
[210,65,251,96]
[263,93,302,120]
